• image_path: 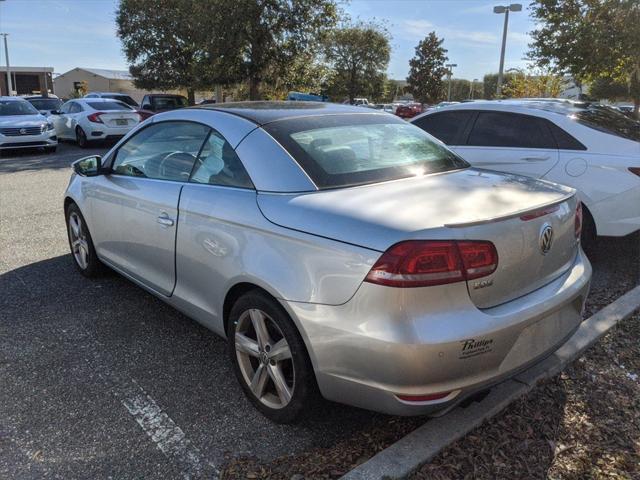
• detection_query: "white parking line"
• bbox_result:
[64,320,219,479]
[119,379,215,480]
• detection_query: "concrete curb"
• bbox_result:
[341,285,640,480]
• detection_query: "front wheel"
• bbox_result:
[76,127,89,148]
[227,291,318,423]
[65,203,103,277]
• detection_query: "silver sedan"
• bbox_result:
[64,102,591,423]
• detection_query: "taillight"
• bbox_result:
[365,240,498,288]
[575,201,583,240]
[629,167,640,178]
[87,112,104,123]
[458,241,499,280]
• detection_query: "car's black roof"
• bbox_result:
[146,93,187,98]
[193,101,383,125]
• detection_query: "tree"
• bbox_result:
[117,0,338,102]
[529,0,640,117]
[323,21,391,104]
[116,0,224,105]
[502,69,563,98]
[233,0,338,100]
[441,79,483,102]
[589,76,633,102]
[406,32,448,104]
[483,72,517,100]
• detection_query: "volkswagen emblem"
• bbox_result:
[539,224,554,255]
[19,128,27,135]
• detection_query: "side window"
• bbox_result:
[60,102,71,114]
[190,131,254,188]
[68,102,83,113]
[412,111,474,145]
[111,121,209,181]
[467,112,555,149]
[543,120,587,150]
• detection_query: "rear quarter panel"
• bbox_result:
[171,183,380,335]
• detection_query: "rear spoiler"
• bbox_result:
[444,192,575,228]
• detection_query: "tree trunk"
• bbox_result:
[187,88,195,106]
[249,76,261,101]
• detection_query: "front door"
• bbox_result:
[87,120,210,295]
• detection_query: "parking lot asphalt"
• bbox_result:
[1,142,639,479]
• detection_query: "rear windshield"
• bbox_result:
[0,100,39,116]
[28,98,62,111]
[103,94,138,107]
[263,114,468,189]
[573,107,640,142]
[153,96,188,110]
[87,101,133,111]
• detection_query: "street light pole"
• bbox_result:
[470,78,478,99]
[1,33,12,96]
[494,4,521,98]
[445,63,457,102]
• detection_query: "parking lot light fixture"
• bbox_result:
[494,3,522,97]
[445,63,457,102]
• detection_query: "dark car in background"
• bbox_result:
[140,94,189,113]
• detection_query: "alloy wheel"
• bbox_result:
[234,308,294,409]
[68,211,89,269]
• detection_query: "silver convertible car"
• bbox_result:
[64,102,591,423]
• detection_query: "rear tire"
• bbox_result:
[227,291,318,423]
[65,203,104,277]
[76,127,89,148]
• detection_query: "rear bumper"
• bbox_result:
[286,248,592,415]
[85,125,135,140]
[588,184,640,237]
[0,130,57,149]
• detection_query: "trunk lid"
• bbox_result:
[258,168,578,308]
[449,196,579,307]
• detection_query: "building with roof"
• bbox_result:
[0,66,54,96]
[53,67,145,101]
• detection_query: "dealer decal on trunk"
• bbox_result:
[459,338,494,359]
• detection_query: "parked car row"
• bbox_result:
[0,92,190,152]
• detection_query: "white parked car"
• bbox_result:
[51,98,141,147]
[411,100,640,240]
[0,96,57,152]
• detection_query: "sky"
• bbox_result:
[0,0,536,81]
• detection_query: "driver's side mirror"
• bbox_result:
[72,155,104,177]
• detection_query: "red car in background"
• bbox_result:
[395,103,423,119]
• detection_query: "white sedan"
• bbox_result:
[411,100,640,241]
[52,98,141,147]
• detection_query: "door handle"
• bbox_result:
[157,213,175,227]
[521,156,550,162]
